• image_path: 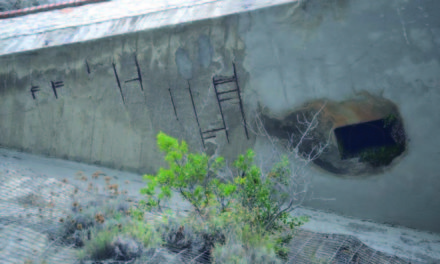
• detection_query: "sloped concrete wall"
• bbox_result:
[0,14,257,171]
[1,0,440,233]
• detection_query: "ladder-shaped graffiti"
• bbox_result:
[189,63,249,149]
[111,54,144,104]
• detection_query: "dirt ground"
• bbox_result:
[1,148,439,264]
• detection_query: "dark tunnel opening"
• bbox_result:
[334,119,397,160]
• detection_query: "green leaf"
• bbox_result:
[161,185,172,198]
[157,132,179,153]
[143,174,154,182]
[223,184,236,196]
[139,186,155,196]
[180,140,188,154]
[194,185,203,198]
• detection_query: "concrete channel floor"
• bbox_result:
[0,147,439,263]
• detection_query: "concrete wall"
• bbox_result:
[1,0,440,233]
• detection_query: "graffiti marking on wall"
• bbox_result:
[50,81,64,99]
[111,62,125,104]
[187,81,208,149]
[30,84,40,100]
[186,63,249,149]
[168,88,179,121]
[122,55,144,92]
[22,56,247,148]
[85,59,91,74]
[212,62,249,140]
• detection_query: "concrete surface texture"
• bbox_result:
[0,0,440,235]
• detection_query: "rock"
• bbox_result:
[73,230,85,248]
[191,230,226,263]
[164,225,193,254]
[111,235,143,261]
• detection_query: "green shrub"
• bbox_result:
[138,132,309,262]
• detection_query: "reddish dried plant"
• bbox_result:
[95,213,105,224]
[92,170,105,179]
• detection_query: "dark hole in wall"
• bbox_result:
[259,93,407,175]
[334,118,397,160]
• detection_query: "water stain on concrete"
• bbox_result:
[175,47,193,80]
[197,34,213,68]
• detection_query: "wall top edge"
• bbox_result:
[0,0,298,57]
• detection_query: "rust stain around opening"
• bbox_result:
[259,91,407,176]
[304,91,398,130]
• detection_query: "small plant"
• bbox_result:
[212,231,282,264]
[122,219,163,249]
[95,213,105,224]
[359,144,405,167]
[383,113,397,128]
[105,176,112,183]
[108,184,119,191]
[114,211,123,222]
[92,170,105,179]
[129,203,146,221]
[76,226,118,261]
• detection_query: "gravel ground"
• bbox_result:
[0,147,439,264]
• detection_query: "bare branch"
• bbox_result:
[244,102,330,231]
